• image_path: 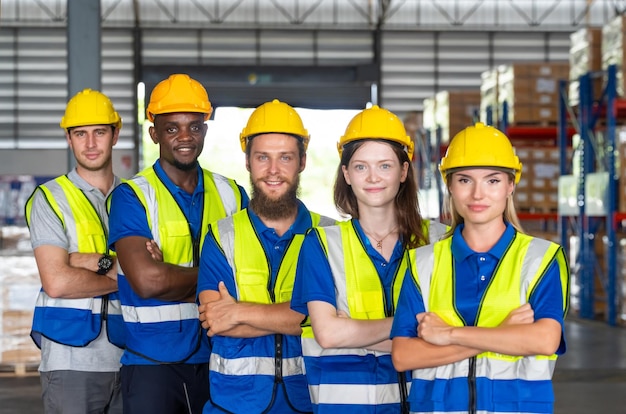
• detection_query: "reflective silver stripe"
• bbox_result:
[477,354,556,380]
[210,353,304,377]
[309,383,402,405]
[302,336,388,357]
[520,238,554,302]
[41,181,79,252]
[215,216,239,298]
[412,355,555,381]
[35,293,102,313]
[410,411,466,414]
[132,176,161,246]
[317,215,336,227]
[413,244,435,310]
[212,173,238,215]
[121,302,198,323]
[428,221,448,243]
[107,298,122,315]
[324,226,350,314]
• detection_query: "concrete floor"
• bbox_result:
[0,317,624,414]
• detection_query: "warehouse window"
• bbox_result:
[141,105,360,220]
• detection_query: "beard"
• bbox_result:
[249,175,301,221]
[173,159,198,171]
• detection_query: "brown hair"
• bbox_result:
[333,139,428,249]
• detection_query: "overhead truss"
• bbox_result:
[2,0,625,30]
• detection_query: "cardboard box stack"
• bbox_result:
[569,27,603,106]
[602,15,626,97]
[498,62,569,125]
[514,146,571,212]
[479,68,499,125]
[434,90,480,145]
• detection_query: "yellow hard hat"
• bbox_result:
[337,105,413,160]
[146,74,213,122]
[239,99,309,152]
[439,122,522,184]
[60,89,121,130]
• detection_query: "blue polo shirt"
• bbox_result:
[391,223,567,355]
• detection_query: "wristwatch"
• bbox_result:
[96,254,114,275]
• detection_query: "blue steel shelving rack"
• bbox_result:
[559,64,624,326]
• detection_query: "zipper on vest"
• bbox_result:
[101,294,108,320]
[398,371,409,414]
[274,333,283,383]
[468,356,477,414]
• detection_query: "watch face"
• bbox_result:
[98,255,114,274]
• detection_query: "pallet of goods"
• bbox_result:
[498,61,569,126]
[569,27,603,106]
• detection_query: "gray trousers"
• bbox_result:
[40,370,122,414]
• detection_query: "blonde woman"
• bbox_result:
[391,122,570,414]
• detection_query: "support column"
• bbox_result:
[66,0,101,170]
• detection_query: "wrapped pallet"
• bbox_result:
[479,68,499,125]
[569,27,603,106]
[422,97,437,146]
[602,15,626,97]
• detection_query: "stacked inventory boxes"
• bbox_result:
[569,27,603,106]
[434,90,480,145]
[514,146,568,212]
[498,62,569,125]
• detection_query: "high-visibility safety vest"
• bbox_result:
[118,167,243,363]
[409,233,569,414]
[25,175,125,348]
[301,219,446,414]
[207,209,334,413]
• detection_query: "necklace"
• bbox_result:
[362,226,397,250]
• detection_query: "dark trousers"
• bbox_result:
[121,364,209,414]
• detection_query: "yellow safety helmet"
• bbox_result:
[60,89,121,130]
[439,122,522,184]
[146,74,213,122]
[239,99,310,152]
[337,105,413,160]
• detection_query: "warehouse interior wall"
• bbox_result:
[1,26,573,178]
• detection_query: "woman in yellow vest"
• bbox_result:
[291,105,446,414]
[391,122,570,414]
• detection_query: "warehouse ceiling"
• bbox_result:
[1,0,624,30]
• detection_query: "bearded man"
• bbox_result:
[197,100,335,414]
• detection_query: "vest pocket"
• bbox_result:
[76,220,107,252]
[238,269,271,302]
[349,291,384,319]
